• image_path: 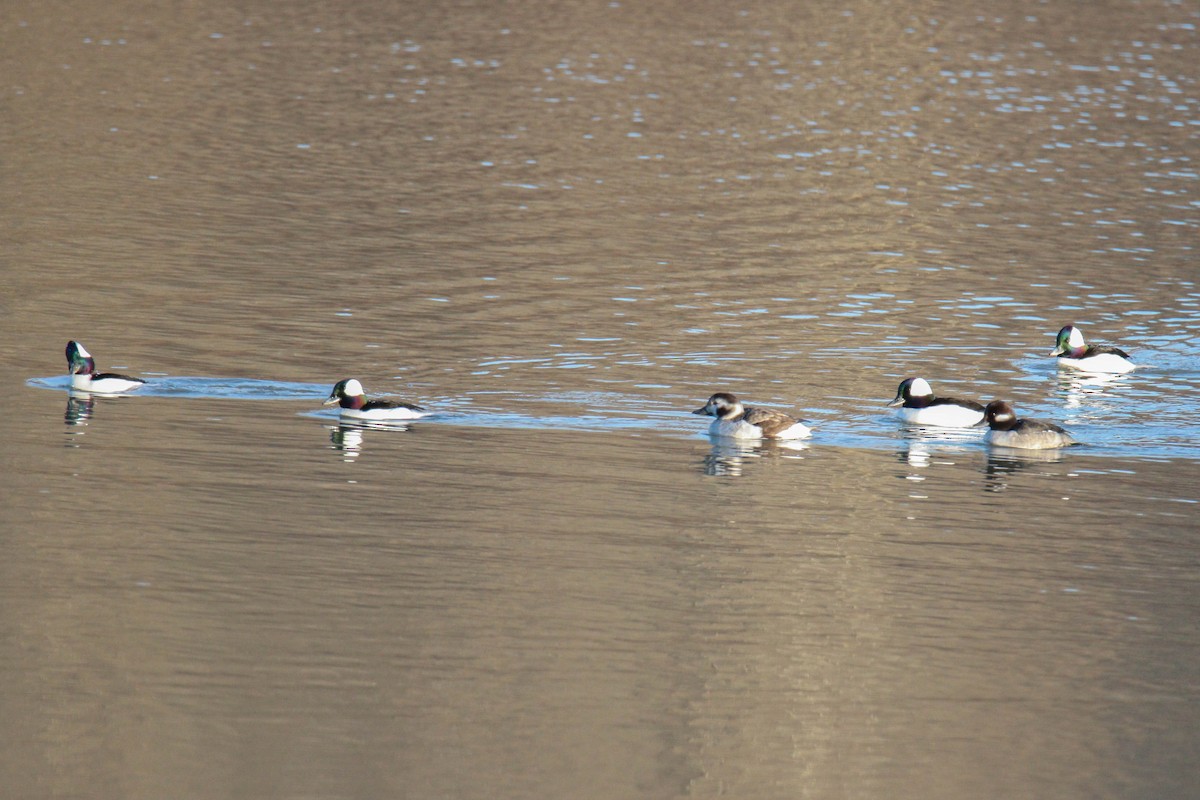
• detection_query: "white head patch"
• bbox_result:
[909,378,933,397]
[994,410,1015,423]
[344,379,365,396]
[1068,327,1086,348]
[75,342,92,358]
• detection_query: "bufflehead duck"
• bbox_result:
[978,400,1077,450]
[1050,325,1135,374]
[65,341,145,393]
[323,378,428,421]
[692,392,811,440]
[887,377,985,427]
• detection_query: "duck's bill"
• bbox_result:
[322,396,340,406]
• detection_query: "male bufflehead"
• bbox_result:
[978,400,1077,450]
[323,378,428,421]
[692,392,811,440]
[65,340,145,393]
[887,377,985,427]
[1050,325,1135,374]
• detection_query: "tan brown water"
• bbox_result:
[3,1,1199,798]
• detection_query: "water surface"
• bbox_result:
[2,1,1199,798]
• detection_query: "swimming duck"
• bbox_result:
[65,341,145,393]
[978,400,1077,450]
[692,392,811,440]
[887,377,985,427]
[323,378,428,421]
[1050,325,1135,374]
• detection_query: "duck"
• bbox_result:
[1050,325,1135,374]
[886,377,985,427]
[323,378,428,421]
[978,400,1077,450]
[65,340,145,393]
[692,392,811,440]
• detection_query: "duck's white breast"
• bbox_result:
[342,406,427,421]
[75,374,144,393]
[708,419,764,439]
[1057,354,1134,374]
[897,404,984,428]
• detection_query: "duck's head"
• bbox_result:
[980,400,1018,430]
[693,392,743,420]
[325,378,366,409]
[887,377,932,407]
[1050,325,1086,357]
[65,341,95,375]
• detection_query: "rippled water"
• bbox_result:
[3,1,1200,798]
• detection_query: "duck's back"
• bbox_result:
[989,418,1076,449]
[742,406,811,439]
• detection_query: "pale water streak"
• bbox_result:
[3,1,1200,798]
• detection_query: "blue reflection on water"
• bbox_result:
[29,359,1200,461]
[28,375,328,401]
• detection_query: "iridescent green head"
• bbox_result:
[325,378,366,409]
[65,340,95,375]
[1050,325,1086,357]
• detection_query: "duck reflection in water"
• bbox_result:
[62,391,96,447]
[63,390,143,447]
[894,425,981,469]
[890,430,979,489]
[329,424,364,462]
[65,391,96,426]
[1057,370,1131,409]
[982,448,1069,493]
[327,418,417,462]
[61,390,147,444]
[700,437,807,478]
